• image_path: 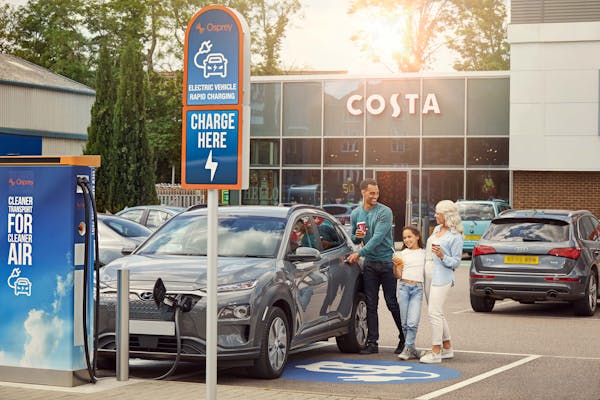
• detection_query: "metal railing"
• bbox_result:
[156,184,205,208]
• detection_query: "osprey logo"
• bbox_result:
[139,292,154,301]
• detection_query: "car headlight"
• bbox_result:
[218,304,251,320]
[217,280,257,293]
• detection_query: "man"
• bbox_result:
[346,178,404,354]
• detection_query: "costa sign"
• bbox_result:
[346,93,441,117]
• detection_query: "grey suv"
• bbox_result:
[470,209,600,316]
[97,205,367,378]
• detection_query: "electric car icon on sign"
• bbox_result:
[203,53,228,78]
[14,277,32,296]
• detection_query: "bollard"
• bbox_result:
[116,268,129,381]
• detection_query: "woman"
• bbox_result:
[395,226,426,361]
[420,200,464,364]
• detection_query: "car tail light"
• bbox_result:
[473,245,496,256]
[544,277,580,282]
[471,274,495,279]
[548,247,581,259]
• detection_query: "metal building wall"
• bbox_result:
[0,84,93,136]
[512,0,600,24]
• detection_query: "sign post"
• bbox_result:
[182,6,249,400]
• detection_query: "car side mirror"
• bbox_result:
[287,246,321,262]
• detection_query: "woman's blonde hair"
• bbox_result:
[436,200,464,234]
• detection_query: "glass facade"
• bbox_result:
[239,74,510,239]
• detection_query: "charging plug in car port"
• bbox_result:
[152,277,193,312]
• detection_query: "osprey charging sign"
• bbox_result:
[182,5,250,190]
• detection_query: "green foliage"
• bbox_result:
[84,43,116,212]
[447,0,509,71]
[110,40,158,212]
[9,0,94,86]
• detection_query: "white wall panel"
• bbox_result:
[545,103,597,135]
[544,70,598,103]
[510,103,545,136]
[509,71,545,103]
[42,137,85,155]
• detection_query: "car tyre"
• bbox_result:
[470,293,495,312]
[252,307,289,379]
[573,271,597,316]
[336,292,368,353]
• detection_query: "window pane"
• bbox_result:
[283,82,322,136]
[467,78,509,136]
[365,79,421,136]
[282,170,321,205]
[282,138,321,167]
[467,138,508,167]
[466,170,509,200]
[421,170,464,212]
[250,139,279,166]
[422,79,464,136]
[323,169,362,204]
[243,169,280,205]
[324,138,363,166]
[422,138,464,167]
[366,138,419,167]
[324,80,364,136]
[251,83,281,136]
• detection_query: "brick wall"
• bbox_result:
[513,171,600,217]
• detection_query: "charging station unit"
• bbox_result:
[0,155,100,387]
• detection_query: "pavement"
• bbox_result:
[0,378,380,400]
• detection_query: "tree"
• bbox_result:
[348,0,455,72]
[447,0,509,71]
[84,43,116,212]
[230,0,301,75]
[9,0,94,86]
[110,39,158,211]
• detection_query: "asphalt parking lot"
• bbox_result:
[1,261,599,400]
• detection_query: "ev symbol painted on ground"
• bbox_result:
[282,359,461,384]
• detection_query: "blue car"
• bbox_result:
[458,199,511,255]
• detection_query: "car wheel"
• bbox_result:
[573,271,597,316]
[470,293,495,312]
[252,307,289,379]
[336,292,368,353]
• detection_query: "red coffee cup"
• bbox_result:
[357,221,366,232]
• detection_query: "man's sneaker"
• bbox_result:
[359,342,378,354]
[397,347,417,360]
[394,341,405,354]
[419,351,442,364]
[441,347,454,359]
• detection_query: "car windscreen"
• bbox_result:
[482,218,570,242]
[101,217,152,238]
[458,203,495,221]
[135,214,286,257]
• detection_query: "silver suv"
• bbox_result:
[470,209,600,316]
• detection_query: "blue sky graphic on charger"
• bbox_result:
[282,359,461,384]
[0,166,92,371]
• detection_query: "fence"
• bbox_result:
[155,184,206,208]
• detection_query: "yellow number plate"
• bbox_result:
[464,235,481,241]
[504,255,539,264]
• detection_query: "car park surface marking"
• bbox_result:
[415,355,541,400]
[282,359,461,384]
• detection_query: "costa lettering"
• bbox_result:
[346,93,441,117]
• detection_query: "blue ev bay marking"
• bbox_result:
[282,359,461,384]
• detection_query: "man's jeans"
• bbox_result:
[362,260,404,344]
[397,281,424,348]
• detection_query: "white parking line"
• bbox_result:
[453,299,515,314]
[415,354,541,400]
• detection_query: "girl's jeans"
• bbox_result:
[397,281,423,348]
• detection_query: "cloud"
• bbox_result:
[20,309,65,368]
[53,272,73,313]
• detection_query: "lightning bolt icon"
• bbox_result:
[205,150,218,181]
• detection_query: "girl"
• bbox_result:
[396,226,426,360]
